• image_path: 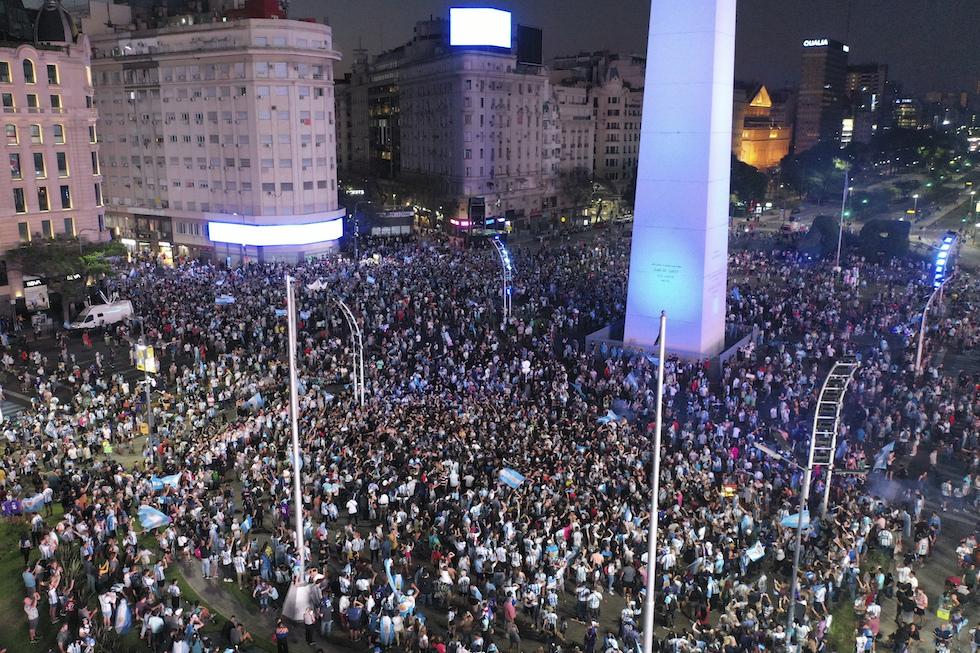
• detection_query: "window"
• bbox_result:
[261,183,275,192]
[94,183,102,206]
[33,152,45,178]
[9,153,20,179]
[239,158,250,168]
[13,188,25,213]
[26,94,38,109]
[41,219,52,238]
[279,158,292,168]
[57,152,68,177]
[5,124,15,144]
[18,221,28,242]
[1,92,11,108]
[53,124,64,144]
[30,124,41,144]
[88,125,96,143]
[60,185,70,209]
[280,182,293,191]
[46,64,58,85]
[37,186,49,211]
[0,62,8,83]
[64,217,73,235]
[23,59,35,84]
[91,151,99,174]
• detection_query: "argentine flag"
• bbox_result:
[138,505,171,530]
[499,468,526,489]
[114,598,132,635]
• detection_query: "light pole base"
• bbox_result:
[281,582,312,622]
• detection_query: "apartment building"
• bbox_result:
[89,16,343,264]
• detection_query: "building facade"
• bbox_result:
[0,22,104,306]
[337,17,557,234]
[795,38,848,153]
[89,16,344,265]
[732,84,792,170]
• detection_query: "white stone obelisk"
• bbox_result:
[624,0,735,358]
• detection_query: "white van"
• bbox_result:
[69,300,134,330]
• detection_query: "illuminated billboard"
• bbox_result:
[208,218,343,247]
[449,8,512,48]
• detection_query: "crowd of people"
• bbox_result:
[2,231,980,653]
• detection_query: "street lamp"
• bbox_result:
[916,272,956,375]
[913,193,919,220]
[77,227,101,253]
[754,440,812,643]
[332,297,365,407]
[641,312,667,653]
[281,274,311,620]
[835,164,849,269]
[490,236,513,329]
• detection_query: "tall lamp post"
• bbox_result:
[835,164,849,269]
[333,297,365,407]
[755,441,811,643]
[641,312,666,653]
[490,236,513,329]
[281,274,311,620]
[916,273,956,375]
[306,280,365,407]
[913,193,919,221]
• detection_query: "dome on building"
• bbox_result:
[34,0,78,44]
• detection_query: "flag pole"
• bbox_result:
[642,311,666,653]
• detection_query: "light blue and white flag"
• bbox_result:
[597,409,623,425]
[138,505,171,530]
[114,598,132,634]
[780,510,810,530]
[499,468,526,488]
[22,493,45,513]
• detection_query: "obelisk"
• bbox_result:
[624,0,735,358]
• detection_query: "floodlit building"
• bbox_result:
[89,10,343,264]
[732,84,792,170]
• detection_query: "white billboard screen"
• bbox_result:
[208,219,343,247]
[450,8,512,48]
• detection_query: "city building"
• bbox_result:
[89,8,344,265]
[337,13,557,235]
[893,97,921,129]
[846,63,889,144]
[550,51,644,192]
[795,38,848,153]
[0,0,104,307]
[732,84,792,170]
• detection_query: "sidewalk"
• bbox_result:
[176,557,298,652]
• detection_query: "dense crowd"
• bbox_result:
[2,231,980,653]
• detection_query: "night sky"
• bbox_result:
[295,0,978,95]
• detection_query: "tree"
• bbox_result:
[6,234,126,322]
[558,167,594,223]
[730,155,769,207]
